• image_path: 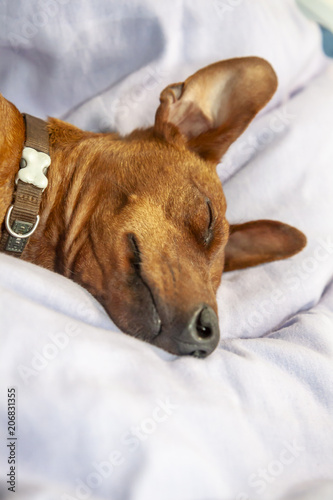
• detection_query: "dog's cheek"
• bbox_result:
[207,217,229,291]
[70,242,106,302]
[209,250,225,292]
[103,283,137,334]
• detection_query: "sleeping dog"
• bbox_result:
[0,57,306,357]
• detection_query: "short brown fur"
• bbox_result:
[0,57,306,355]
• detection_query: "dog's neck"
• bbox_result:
[0,107,92,271]
[0,101,25,226]
[23,119,94,272]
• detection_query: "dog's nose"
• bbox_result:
[174,305,220,358]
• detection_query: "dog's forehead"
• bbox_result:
[108,135,221,195]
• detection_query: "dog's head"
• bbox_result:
[40,57,305,357]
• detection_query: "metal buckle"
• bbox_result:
[5,205,40,239]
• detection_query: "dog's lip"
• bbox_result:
[127,233,162,336]
[138,270,162,336]
[151,300,162,335]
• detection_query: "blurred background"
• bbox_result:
[297,0,333,55]
[0,0,332,134]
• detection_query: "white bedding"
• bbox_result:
[1,1,333,499]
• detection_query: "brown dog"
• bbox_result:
[0,57,306,357]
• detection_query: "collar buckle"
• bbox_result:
[0,113,50,257]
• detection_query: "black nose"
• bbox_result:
[174,305,220,358]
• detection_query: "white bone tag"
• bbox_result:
[16,147,51,190]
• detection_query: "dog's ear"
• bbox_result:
[224,220,306,272]
[154,57,277,163]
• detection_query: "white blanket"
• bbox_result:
[1,1,333,499]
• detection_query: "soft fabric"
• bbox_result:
[1,1,333,499]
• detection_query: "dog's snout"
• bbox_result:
[175,305,220,358]
[196,307,215,340]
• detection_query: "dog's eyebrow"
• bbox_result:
[186,187,216,236]
[189,184,215,217]
[193,187,214,214]
[190,177,212,200]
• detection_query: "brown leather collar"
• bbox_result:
[0,114,51,257]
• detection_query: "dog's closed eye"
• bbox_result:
[204,198,215,246]
[186,196,216,248]
[128,233,142,273]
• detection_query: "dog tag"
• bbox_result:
[16,147,51,189]
[5,220,34,253]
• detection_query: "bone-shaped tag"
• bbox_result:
[17,147,51,190]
